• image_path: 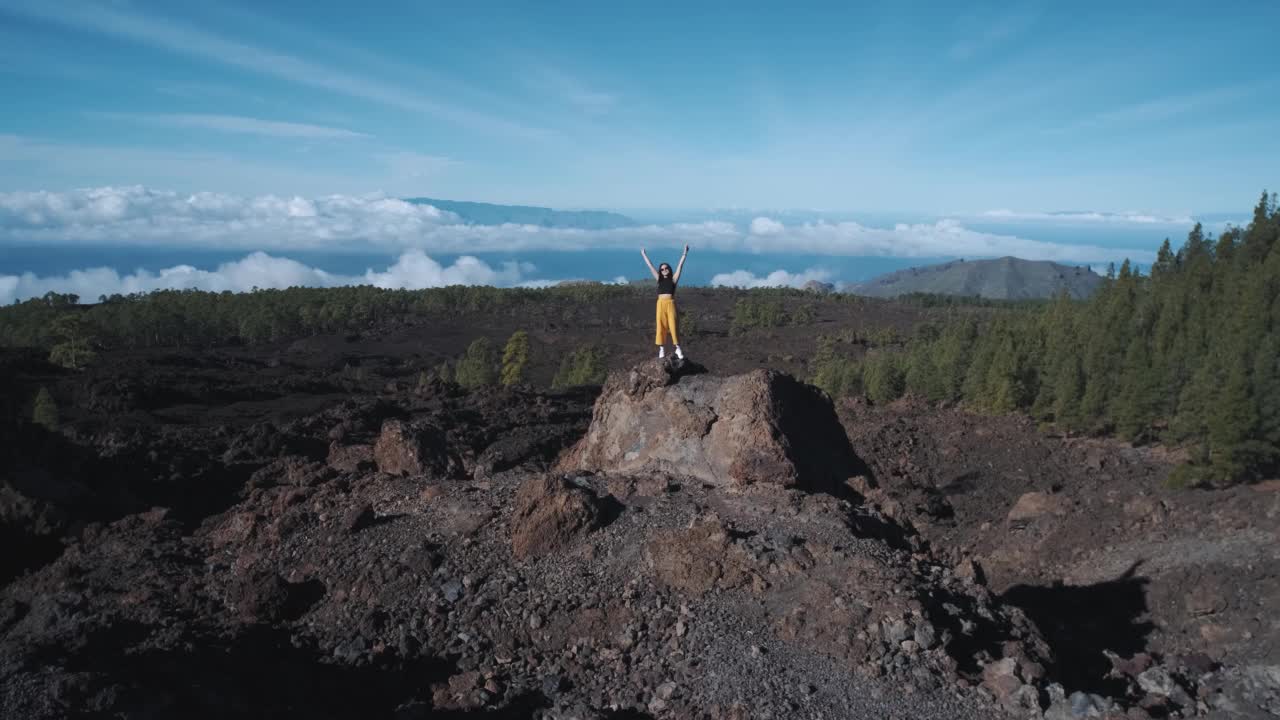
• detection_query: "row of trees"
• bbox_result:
[1,283,853,355]
[729,296,818,335]
[0,284,652,351]
[428,331,608,390]
[814,191,1280,486]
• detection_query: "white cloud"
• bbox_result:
[749,216,785,235]
[0,250,539,305]
[980,209,1195,225]
[0,187,1152,264]
[361,252,531,289]
[710,268,832,289]
[100,112,370,139]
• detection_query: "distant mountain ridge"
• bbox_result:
[850,256,1103,299]
[405,197,636,229]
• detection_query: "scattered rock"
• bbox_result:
[646,518,759,595]
[981,657,1022,703]
[1184,583,1226,617]
[509,475,602,560]
[374,419,453,477]
[1006,491,1069,523]
[1137,665,1192,706]
[344,503,376,533]
[913,622,937,650]
[327,442,374,473]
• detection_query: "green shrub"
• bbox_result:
[867,326,903,346]
[434,361,453,383]
[455,338,497,388]
[552,344,608,388]
[810,336,863,398]
[32,387,58,430]
[1165,464,1194,489]
[677,311,700,340]
[48,313,97,369]
[730,297,787,335]
[863,353,905,405]
[793,303,817,324]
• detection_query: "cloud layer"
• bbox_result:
[979,209,1196,225]
[710,268,832,289]
[0,250,537,305]
[0,187,1154,264]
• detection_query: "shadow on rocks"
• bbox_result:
[69,624,549,719]
[1000,564,1155,697]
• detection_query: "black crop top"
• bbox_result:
[657,275,676,295]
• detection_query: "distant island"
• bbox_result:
[849,256,1103,299]
[405,197,636,230]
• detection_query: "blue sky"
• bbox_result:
[1,0,1275,211]
[0,1,1275,303]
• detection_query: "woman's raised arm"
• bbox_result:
[641,248,659,280]
[673,245,689,283]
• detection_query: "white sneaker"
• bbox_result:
[658,346,665,359]
[674,345,685,360]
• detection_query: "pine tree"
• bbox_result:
[500,330,530,387]
[864,353,905,405]
[1252,333,1280,460]
[812,336,863,398]
[435,361,454,383]
[455,338,497,388]
[48,313,97,370]
[32,387,58,430]
[552,344,609,388]
[1240,190,1278,266]
[1032,291,1076,419]
[1207,348,1263,484]
[1114,334,1161,441]
[1051,354,1086,431]
[1151,239,1176,279]
[904,342,947,401]
[985,332,1029,413]
[935,318,977,401]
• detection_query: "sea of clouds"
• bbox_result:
[0,251,550,305]
[1,186,1161,304]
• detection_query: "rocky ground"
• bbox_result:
[839,397,1280,717]
[2,313,1278,719]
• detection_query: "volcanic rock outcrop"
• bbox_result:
[5,352,1230,719]
[558,359,863,494]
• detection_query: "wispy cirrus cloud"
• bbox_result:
[97,112,370,140]
[1044,85,1254,136]
[947,7,1039,61]
[0,135,460,197]
[1,0,551,142]
[523,64,617,115]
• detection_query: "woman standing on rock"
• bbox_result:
[642,245,688,360]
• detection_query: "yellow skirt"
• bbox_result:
[655,296,679,346]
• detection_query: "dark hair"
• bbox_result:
[659,263,672,274]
